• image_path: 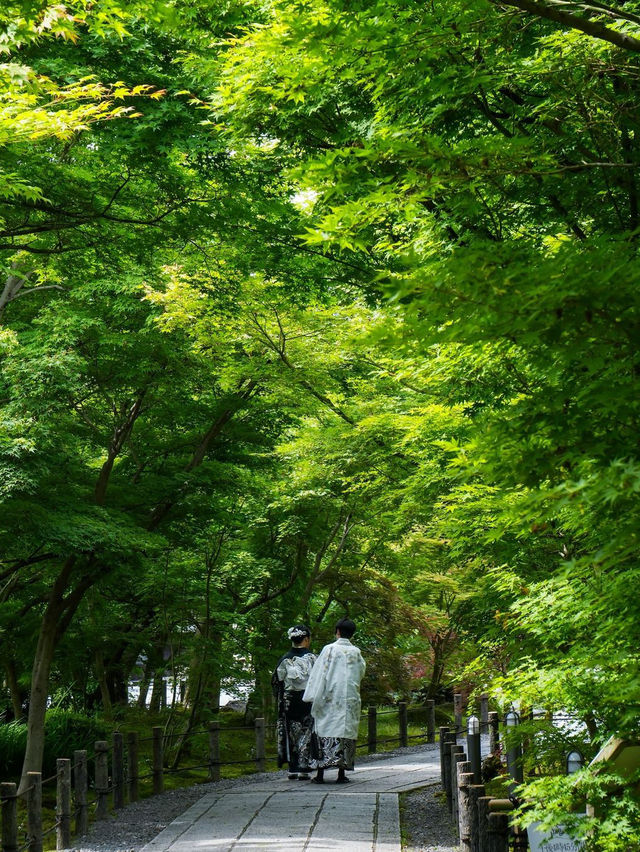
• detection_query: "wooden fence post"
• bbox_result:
[112,732,124,809]
[56,758,71,851]
[1,782,18,852]
[439,726,450,786]
[454,693,463,732]
[208,722,220,781]
[442,732,456,807]
[399,701,408,748]
[426,700,436,743]
[449,745,465,817]
[152,727,164,795]
[95,740,109,820]
[458,770,474,851]
[368,706,377,754]
[127,732,139,803]
[26,771,42,852]
[454,758,470,829]
[477,796,492,852]
[488,712,499,754]
[209,721,221,782]
[469,784,486,852]
[74,749,88,838]
[255,718,266,772]
[488,812,510,852]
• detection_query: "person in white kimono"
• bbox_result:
[272,624,317,780]
[302,617,366,784]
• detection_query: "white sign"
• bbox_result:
[527,822,583,852]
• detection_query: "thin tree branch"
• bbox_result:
[491,0,640,52]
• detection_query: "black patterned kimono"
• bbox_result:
[271,647,316,773]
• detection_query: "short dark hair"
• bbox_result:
[335,617,356,639]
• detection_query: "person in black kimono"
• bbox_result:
[271,624,317,780]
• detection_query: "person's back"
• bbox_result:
[272,624,317,780]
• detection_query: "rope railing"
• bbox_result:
[3,695,586,852]
[435,696,607,852]
[0,704,410,851]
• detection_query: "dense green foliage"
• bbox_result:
[2,0,640,846]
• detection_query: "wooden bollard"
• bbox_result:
[454,693,463,733]
[27,771,42,852]
[152,727,164,795]
[449,745,464,816]
[442,732,456,803]
[458,770,474,851]
[368,706,377,753]
[74,750,88,837]
[442,737,452,798]
[255,717,266,772]
[477,796,493,852]
[399,701,408,748]
[112,732,124,809]
[488,812,511,852]
[209,721,221,782]
[426,700,436,743]
[1,782,18,852]
[56,758,71,851]
[488,712,499,754]
[469,784,486,852]
[127,732,139,802]
[439,726,450,787]
[95,740,109,820]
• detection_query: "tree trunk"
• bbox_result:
[149,670,165,713]
[5,658,26,720]
[17,393,154,788]
[170,628,222,769]
[18,555,99,791]
[110,670,129,706]
[426,636,448,699]
[208,630,222,714]
[19,602,60,793]
[136,663,151,709]
[94,651,113,719]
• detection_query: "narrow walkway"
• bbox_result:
[140,747,443,852]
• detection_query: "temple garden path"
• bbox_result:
[140,746,444,851]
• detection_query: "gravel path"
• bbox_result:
[71,744,458,852]
[400,783,458,852]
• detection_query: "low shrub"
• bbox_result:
[0,710,110,781]
[0,721,27,778]
[42,710,110,775]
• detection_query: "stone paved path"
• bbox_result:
[140,746,444,852]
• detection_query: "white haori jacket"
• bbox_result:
[302,637,366,739]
